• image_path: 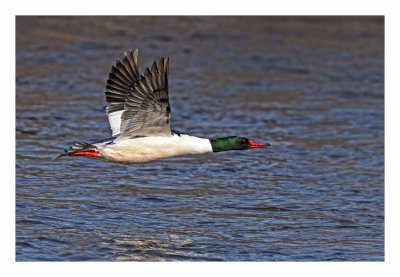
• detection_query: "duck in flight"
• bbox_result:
[57,49,270,164]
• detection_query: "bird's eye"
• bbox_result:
[241,138,248,144]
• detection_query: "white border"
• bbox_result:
[4,1,398,277]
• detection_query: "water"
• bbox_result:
[16,16,384,261]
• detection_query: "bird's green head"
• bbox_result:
[209,136,270,152]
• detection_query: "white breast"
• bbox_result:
[99,134,213,163]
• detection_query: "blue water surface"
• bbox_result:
[16,16,384,261]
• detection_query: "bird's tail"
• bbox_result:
[54,142,99,160]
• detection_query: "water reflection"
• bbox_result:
[100,235,210,261]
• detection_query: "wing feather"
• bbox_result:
[104,49,172,139]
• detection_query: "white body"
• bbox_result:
[98,134,213,164]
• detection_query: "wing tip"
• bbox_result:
[165,57,169,75]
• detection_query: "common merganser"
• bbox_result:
[57,49,270,164]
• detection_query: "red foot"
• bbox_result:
[70,151,99,157]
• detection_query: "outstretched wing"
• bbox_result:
[105,49,140,136]
[104,49,172,140]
